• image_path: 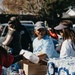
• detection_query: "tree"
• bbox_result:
[36,0,75,26]
[2,0,43,14]
[38,0,75,20]
[2,0,75,20]
[2,0,25,14]
[22,0,44,15]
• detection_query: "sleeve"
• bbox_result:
[49,31,58,40]
[4,53,14,68]
[60,41,71,58]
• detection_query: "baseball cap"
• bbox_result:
[54,20,73,30]
[34,21,45,30]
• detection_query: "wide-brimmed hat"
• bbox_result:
[34,21,45,30]
[54,20,73,30]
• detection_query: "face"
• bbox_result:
[34,28,46,40]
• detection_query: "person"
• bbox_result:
[1,16,24,74]
[0,46,24,75]
[1,16,33,73]
[2,16,32,53]
[2,16,22,55]
[54,20,75,58]
[33,21,59,61]
[47,27,59,49]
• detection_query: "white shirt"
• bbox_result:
[60,39,75,58]
[33,35,59,60]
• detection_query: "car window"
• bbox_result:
[25,26,34,37]
[21,22,33,25]
[20,21,34,25]
[21,21,34,41]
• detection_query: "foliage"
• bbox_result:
[2,0,75,20]
[2,0,24,14]
[2,0,43,14]
[38,0,75,20]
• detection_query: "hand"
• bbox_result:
[39,59,47,65]
[20,49,25,55]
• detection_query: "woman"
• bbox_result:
[33,21,59,61]
[2,16,22,55]
[1,17,23,74]
[54,20,75,58]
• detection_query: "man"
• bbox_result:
[33,21,59,61]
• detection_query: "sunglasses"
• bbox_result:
[59,30,63,33]
[38,29,45,32]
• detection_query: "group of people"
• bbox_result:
[0,16,75,74]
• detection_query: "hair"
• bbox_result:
[60,20,75,50]
[8,16,21,32]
